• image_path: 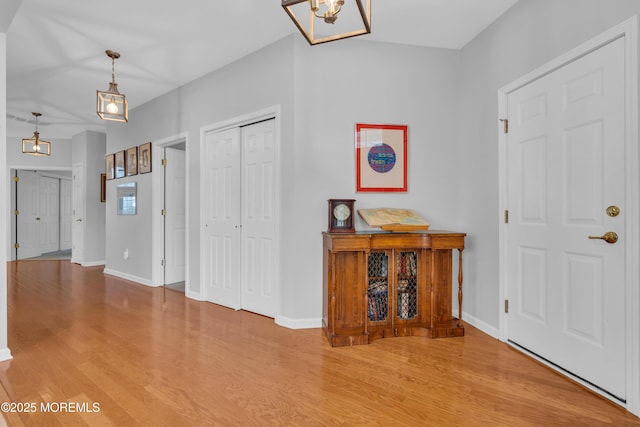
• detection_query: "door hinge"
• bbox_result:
[13,176,19,183]
[161,209,167,216]
[161,259,166,266]
[162,158,167,166]
[504,210,509,224]
[14,209,19,216]
[500,118,509,134]
[504,299,509,313]
[14,242,20,249]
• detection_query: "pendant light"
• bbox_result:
[282,0,371,45]
[22,112,51,156]
[96,50,128,122]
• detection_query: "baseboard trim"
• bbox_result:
[0,348,13,362]
[459,311,500,339]
[81,260,105,267]
[103,268,157,287]
[275,316,322,330]
[185,290,204,301]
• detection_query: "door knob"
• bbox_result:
[588,231,618,244]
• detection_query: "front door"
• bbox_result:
[506,37,625,400]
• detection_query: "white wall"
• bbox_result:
[105,37,296,288]
[105,35,461,323]
[286,38,461,319]
[457,0,640,329]
[0,32,11,361]
[7,136,71,169]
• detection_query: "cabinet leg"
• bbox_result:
[457,248,464,328]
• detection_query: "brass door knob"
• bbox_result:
[588,231,618,244]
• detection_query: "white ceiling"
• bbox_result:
[4,0,518,139]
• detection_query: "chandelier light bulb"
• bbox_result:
[106,99,119,114]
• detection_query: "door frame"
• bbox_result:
[199,105,281,317]
[8,166,72,261]
[498,17,639,414]
[151,132,190,290]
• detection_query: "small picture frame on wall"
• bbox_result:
[126,146,138,176]
[139,142,152,174]
[105,154,115,180]
[115,150,125,179]
[100,173,106,202]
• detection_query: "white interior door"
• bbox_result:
[164,147,186,285]
[506,37,626,400]
[39,176,60,254]
[16,170,40,259]
[71,163,84,264]
[241,119,276,317]
[203,127,242,309]
[60,179,72,251]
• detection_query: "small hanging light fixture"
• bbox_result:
[22,112,51,156]
[282,0,371,45]
[96,49,128,122]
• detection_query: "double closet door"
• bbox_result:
[202,119,277,317]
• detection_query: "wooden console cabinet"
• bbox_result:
[322,231,466,347]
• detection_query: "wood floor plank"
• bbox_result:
[0,260,638,426]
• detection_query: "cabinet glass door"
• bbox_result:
[396,251,418,321]
[367,251,389,322]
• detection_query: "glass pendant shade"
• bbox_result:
[96,50,128,122]
[22,112,51,156]
[97,83,128,122]
[282,0,371,45]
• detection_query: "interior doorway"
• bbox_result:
[11,169,72,260]
[151,134,188,293]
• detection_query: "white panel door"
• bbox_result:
[39,176,60,254]
[60,179,72,251]
[507,37,625,399]
[241,119,276,317]
[71,163,84,265]
[203,128,242,309]
[16,170,41,259]
[164,147,186,285]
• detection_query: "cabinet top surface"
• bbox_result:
[323,230,466,237]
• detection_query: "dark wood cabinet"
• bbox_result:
[323,231,466,347]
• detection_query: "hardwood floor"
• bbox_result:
[1,260,638,426]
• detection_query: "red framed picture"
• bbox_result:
[356,124,408,192]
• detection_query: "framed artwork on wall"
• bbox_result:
[100,173,106,202]
[115,150,125,179]
[355,123,408,192]
[105,154,115,180]
[139,142,152,174]
[126,146,138,176]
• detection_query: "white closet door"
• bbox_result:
[39,176,60,254]
[16,170,41,259]
[203,128,242,309]
[241,119,276,317]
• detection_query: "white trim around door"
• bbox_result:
[199,105,281,321]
